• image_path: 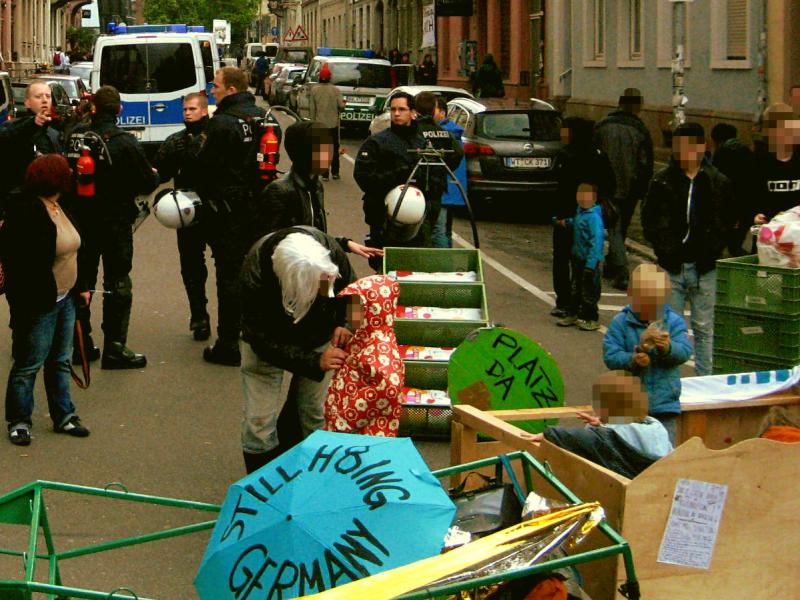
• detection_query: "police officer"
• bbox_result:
[0,81,61,214]
[353,91,462,264]
[70,86,160,369]
[197,66,269,366]
[152,92,211,341]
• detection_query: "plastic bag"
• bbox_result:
[757,208,800,267]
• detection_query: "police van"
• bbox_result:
[294,48,392,128]
[92,23,220,150]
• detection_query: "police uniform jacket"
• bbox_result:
[198,91,266,208]
[71,113,159,223]
[153,116,208,189]
[240,226,356,382]
[0,112,61,211]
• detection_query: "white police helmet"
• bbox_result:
[384,184,426,242]
[153,189,202,229]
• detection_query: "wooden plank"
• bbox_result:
[482,406,595,421]
[618,437,800,598]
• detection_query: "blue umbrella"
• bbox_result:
[195,430,455,599]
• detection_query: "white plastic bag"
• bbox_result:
[757,208,800,267]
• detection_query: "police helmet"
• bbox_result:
[153,189,202,229]
[384,185,426,242]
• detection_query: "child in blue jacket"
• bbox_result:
[557,182,605,330]
[603,263,693,444]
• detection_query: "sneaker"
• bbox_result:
[8,424,31,446]
[550,307,568,318]
[203,342,241,366]
[54,416,90,438]
[102,342,147,370]
[577,319,601,331]
[332,174,340,180]
[556,315,577,327]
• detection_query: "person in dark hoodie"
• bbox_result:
[641,122,730,376]
[595,88,654,290]
[551,117,615,318]
[709,122,752,256]
[526,370,673,479]
[197,67,270,366]
[152,92,211,341]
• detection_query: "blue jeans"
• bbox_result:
[431,206,453,248]
[5,296,77,429]
[669,264,716,376]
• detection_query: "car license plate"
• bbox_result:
[346,95,371,104]
[505,157,550,168]
[341,111,372,121]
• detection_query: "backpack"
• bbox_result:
[53,51,62,67]
[65,128,126,198]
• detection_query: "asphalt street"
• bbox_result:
[0,108,668,598]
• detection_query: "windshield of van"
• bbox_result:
[477,111,561,141]
[279,49,310,64]
[331,63,391,89]
[100,43,197,94]
[264,46,278,58]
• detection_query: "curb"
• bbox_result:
[625,238,656,262]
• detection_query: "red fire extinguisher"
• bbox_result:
[76,146,95,197]
[258,123,280,183]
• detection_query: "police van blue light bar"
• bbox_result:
[107,23,205,35]
[317,47,377,59]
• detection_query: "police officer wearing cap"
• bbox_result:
[353,91,462,267]
[152,92,211,342]
[197,67,270,366]
[0,81,62,214]
[70,85,160,369]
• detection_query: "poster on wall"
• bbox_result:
[435,0,473,17]
[422,4,436,48]
[213,19,231,45]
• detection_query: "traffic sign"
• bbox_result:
[271,26,280,36]
[293,25,308,42]
[283,28,295,43]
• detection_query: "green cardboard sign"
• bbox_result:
[448,328,565,433]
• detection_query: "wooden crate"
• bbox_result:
[451,404,800,600]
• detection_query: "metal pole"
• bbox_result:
[670,0,687,129]
[755,0,768,130]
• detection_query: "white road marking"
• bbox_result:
[341,152,356,165]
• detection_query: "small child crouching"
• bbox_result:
[528,371,673,479]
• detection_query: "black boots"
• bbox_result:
[243,446,285,474]
[101,342,147,370]
[72,335,101,364]
[203,341,241,366]
[190,315,211,341]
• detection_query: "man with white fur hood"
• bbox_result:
[239,226,356,474]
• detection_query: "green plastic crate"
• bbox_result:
[397,282,488,318]
[712,350,797,374]
[383,247,484,281]
[713,306,800,361]
[403,359,449,390]
[395,319,486,348]
[399,405,452,438]
[716,255,800,315]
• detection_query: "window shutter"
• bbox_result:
[726,0,748,60]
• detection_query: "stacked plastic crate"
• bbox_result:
[713,255,800,373]
[384,247,490,438]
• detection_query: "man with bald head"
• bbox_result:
[0,81,61,213]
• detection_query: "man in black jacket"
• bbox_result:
[641,123,730,376]
[595,88,654,290]
[153,92,211,341]
[239,226,355,473]
[197,67,271,366]
[69,86,160,370]
[0,81,61,215]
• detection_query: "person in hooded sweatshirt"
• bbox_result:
[324,274,404,437]
[153,92,211,341]
[602,263,692,445]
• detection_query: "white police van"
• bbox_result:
[92,23,220,151]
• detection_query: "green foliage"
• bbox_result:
[66,26,99,55]
[143,0,259,44]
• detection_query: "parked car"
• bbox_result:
[271,66,306,106]
[32,73,92,117]
[69,61,93,87]
[446,97,562,206]
[0,72,14,123]
[263,61,301,102]
[368,85,474,135]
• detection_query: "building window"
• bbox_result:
[711,0,752,69]
[584,0,606,66]
[618,0,644,67]
[656,0,691,69]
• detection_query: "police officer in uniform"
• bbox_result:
[197,67,269,366]
[354,91,462,265]
[70,86,160,369]
[152,92,211,341]
[0,81,61,214]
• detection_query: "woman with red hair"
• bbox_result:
[1,154,91,445]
